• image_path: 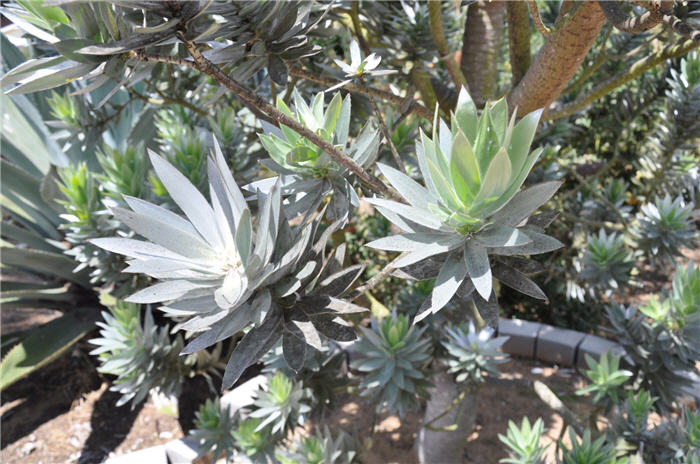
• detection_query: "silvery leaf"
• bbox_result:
[473,290,499,328]
[180,303,250,354]
[392,255,445,281]
[414,251,467,323]
[222,306,283,390]
[377,162,434,210]
[475,226,532,248]
[309,315,356,341]
[315,264,364,297]
[490,181,562,227]
[488,230,563,256]
[283,322,307,373]
[126,280,210,304]
[393,237,465,268]
[492,264,547,300]
[464,241,492,300]
[149,150,224,250]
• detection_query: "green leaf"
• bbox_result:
[454,87,478,143]
[5,60,97,95]
[470,147,512,213]
[323,92,343,135]
[489,97,508,145]
[1,246,89,286]
[335,94,352,147]
[450,130,480,205]
[0,313,94,390]
[472,105,498,177]
[479,147,545,218]
[508,108,543,177]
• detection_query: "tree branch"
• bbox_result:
[177,35,399,200]
[358,76,407,174]
[287,64,433,121]
[598,1,664,34]
[546,38,699,121]
[428,1,468,90]
[508,1,607,117]
[527,0,552,36]
[506,1,532,86]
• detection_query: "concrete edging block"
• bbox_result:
[576,335,625,369]
[105,445,168,464]
[498,318,542,358]
[220,374,267,415]
[535,324,587,366]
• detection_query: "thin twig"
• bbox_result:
[350,0,371,56]
[358,76,407,174]
[546,38,699,120]
[562,164,630,225]
[178,34,399,200]
[527,0,583,37]
[287,64,433,121]
[428,1,468,89]
[527,0,552,36]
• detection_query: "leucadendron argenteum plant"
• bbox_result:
[92,137,368,390]
[367,87,562,324]
[251,89,380,221]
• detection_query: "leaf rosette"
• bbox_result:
[92,136,367,389]
[366,88,563,323]
[253,89,380,221]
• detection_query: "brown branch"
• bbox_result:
[428,1,468,90]
[546,38,699,121]
[527,0,552,36]
[561,25,613,95]
[350,0,371,56]
[508,1,607,117]
[358,76,407,174]
[506,1,532,86]
[177,34,399,200]
[598,1,664,34]
[287,64,432,121]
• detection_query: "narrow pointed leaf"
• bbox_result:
[464,241,492,299]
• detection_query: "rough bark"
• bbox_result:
[507,1,606,117]
[460,1,506,106]
[506,1,531,86]
[416,371,478,464]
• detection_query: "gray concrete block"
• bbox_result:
[536,324,586,366]
[165,438,199,464]
[498,318,542,358]
[576,335,624,369]
[220,374,267,416]
[105,445,167,464]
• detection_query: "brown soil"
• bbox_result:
[1,347,185,464]
[312,360,589,464]
[2,345,591,464]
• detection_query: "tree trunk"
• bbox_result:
[506,1,531,86]
[416,371,478,464]
[507,1,606,117]
[460,1,506,106]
